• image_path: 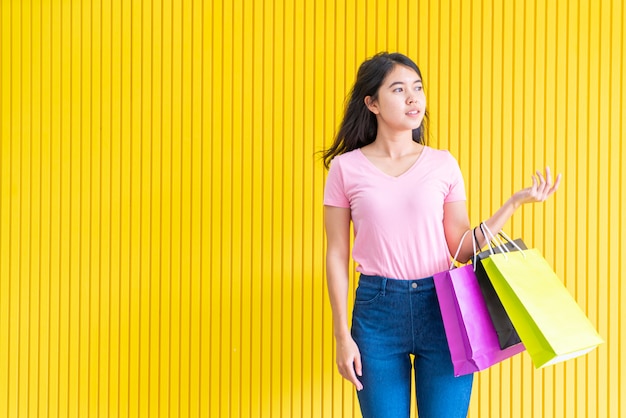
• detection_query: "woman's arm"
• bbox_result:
[324,205,363,391]
[444,167,562,263]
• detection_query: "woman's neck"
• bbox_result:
[366,134,420,158]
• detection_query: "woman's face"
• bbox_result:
[365,64,426,133]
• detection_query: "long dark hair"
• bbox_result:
[322,52,429,169]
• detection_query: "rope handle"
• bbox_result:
[449,229,478,271]
[479,222,526,259]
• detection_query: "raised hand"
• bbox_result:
[511,166,562,206]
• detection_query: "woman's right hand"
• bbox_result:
[335,334,363,391]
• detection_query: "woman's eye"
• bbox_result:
[394,88,403,93]
[415,85,423,91]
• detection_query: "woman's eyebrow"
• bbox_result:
[387,79,422,88]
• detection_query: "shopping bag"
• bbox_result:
[434,230,525,376]
[481,248,604,368]
[474,232,526,349]
[434,266,526,376]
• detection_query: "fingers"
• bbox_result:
[531,172,538,189]
[511,167,562,207]
[533,167,562,201]
[551,173,562,192]
[338,357,363,391]
[539,166,557,185]
[336,337,364,390]
[354,352,363,379]
[535,170,549,202]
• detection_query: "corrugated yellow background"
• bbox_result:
[1,0,623,417]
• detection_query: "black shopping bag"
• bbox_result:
[474,236,527,349]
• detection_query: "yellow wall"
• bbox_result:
[1,0,624,417]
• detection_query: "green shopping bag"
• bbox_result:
[481,248,603,368]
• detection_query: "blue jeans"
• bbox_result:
[352,274,473,418]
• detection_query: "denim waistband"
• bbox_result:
[358,273,434,294]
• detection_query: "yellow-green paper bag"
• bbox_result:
[481,248,603,368]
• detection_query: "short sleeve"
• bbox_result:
[444,153,467,203]
[323,158,350,208]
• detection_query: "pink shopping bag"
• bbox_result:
[434,265,525,376]
[433,230,525,376]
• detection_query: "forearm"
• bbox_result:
[326,255,351,339]
[474,197,521,249]
[324,205,352,339]
[326,250,364,391]
[473,167,562,252]
[450,197,520,263]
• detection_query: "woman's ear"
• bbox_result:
[364,96,379,114]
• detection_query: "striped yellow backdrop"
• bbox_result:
[1,0,623,417]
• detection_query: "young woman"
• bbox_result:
[322,52,561,418]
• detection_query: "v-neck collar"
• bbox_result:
[357,146,427,179]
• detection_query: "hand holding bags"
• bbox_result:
[479,224,604,368]
[434,230,525,376]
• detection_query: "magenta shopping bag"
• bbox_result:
[434,264,525,377]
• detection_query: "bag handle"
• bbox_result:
[480,222,526,259]
[449,229,478,270]
[470,229,478,270]
[497,229,518,247]
[480,222,505,255]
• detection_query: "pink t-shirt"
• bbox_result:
[323,146,466,280]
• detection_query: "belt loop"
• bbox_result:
[381,278,387,296]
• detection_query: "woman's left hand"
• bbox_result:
[511,166,562,207]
